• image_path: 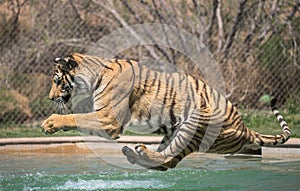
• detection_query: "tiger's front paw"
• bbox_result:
[41,114,64,134]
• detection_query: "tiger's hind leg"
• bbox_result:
[122,140,198,171]
[122,144,169,171]
[122,114,203,170]
[122,134,179,170]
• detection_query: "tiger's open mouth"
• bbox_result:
[50,93,71,104]
[61,94,71,103]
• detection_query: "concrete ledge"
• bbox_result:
[262,146,300,158]
[262,138,300,158]
[0,136,163,146]
[1,136,300,159]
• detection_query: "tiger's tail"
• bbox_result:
[269,98,291,144]
[250,98,291,147]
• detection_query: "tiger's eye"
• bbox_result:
[54,75,62,85]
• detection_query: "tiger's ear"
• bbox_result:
[71,53,83,63]
[53,57,61,64]
[53,56,78,71]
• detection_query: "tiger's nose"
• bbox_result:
[49,96,55,101]
[48,93,56,101]
[49,89,56,101]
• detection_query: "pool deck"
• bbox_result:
[0,136,300,159]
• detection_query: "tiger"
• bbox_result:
[42,53,291,171]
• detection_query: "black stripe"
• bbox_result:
[216,130,245,152]
[192,110,229,125]
[168,75,175,100]
[193,109,222,120]
[169,92,177,126]
[163,73,171,104]
[155,79,161,98]
[222,116,242,129]
[194,77,199,92]
[208,84,213,103]
[93,78,114,102]
[273,110,280,118]
[180,74,186,83]
[94,57,114,70]
[214,91,221,112]
[95,103,110,111]
[189,82,196,104]
[86,57,112,70]
[180,127,196,137]
[143,68,151,93]
[135,65,143,93]
[256,133,265,146]
[79,57,99,75]
[214,124,245,146]
[217,105,235,127]
[185,144,193,153]
[219,137,245,153]
[278,117,284,124]
[203,83,209,102]
[84,57,105,68]
[174,138,182,151]
[188,118,209,127]
[64,73,74,88]
[219,128,240,141]
[94,75,103,90]
[115,59,123,72]
[189,139,200,151]
[150,71,157,87]
[183,96,191,121]
[176,134,186,148]
[183,77,191,120]
[184,121,207,133]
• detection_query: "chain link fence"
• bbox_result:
[0,0,299,126]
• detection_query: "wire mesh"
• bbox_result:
[0,0,299,126]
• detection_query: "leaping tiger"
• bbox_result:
[42,53,291,171]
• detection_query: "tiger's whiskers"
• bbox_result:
[55,98,70,114]
[47,98,70,114]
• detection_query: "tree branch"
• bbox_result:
[244,0,264,46]
[216,0,224,52]
[204,0,218,46]
[93,0,160,60]
[222,0,248,54]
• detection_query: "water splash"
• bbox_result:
[57,179,173,190]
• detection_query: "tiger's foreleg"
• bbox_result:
[41,112,124,139]
[41,112,102,134]
[41,114,77,134]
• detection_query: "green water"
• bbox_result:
[1,153,300,191]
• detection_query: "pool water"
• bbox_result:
[1,152,300,191]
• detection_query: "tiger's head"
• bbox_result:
[49,53,83,104]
